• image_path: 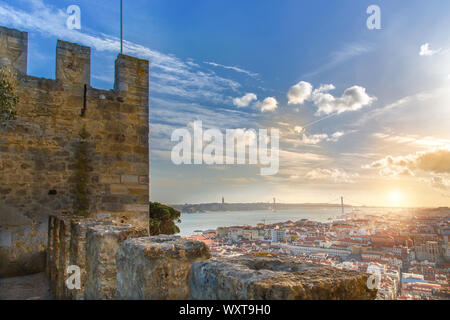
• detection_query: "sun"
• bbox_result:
[388,191,404,206]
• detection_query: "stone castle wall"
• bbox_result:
[47,214,376,300]
[0,26,150,277]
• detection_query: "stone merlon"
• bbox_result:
[56,40,91,86]
[0,26,27,74]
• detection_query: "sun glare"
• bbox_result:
[388,191,404,206]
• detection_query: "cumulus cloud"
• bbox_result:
[312,85,376,115]
[259,97,278,112]
[287,81,313,105]
[364,148,450,177]
[305,168,359,183]
[286,81,375,115]
[233,93,257,107]
[419,43,441,56]
[415,149,450,173]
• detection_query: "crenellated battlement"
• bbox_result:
[0,25,150,278]
[0,26,149,97]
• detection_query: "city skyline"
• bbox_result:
[1,0,450,207]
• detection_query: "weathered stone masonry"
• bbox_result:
[47,214,376,300]
[0,26,150,277]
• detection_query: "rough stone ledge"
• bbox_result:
[84,224,148,300]
[117,235,211,300]
[190,254,377,300]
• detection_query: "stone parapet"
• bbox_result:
[84,224,148,300]
[116,235,211,300]
[45,215,376,301]
[190,255,378,300]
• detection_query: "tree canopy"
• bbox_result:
[149,202,181,236]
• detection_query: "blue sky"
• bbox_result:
[2,0,450,207]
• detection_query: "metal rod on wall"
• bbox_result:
[120,0,123,54]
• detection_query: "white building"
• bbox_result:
[271,229,286,243]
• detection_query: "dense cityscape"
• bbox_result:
[185,207,450,300]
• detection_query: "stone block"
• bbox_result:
[121,174,138,184]
[128,185,148,195]
[110,184,128,195]
[116,235,211,300]
[84,224,147,300]
[190,255,377,300]
[56,215,83,300]
[68,219,114,300]
[0,231,12,247]
[99,175,121,184]
[124,204,148,212]
[138,175,148,184]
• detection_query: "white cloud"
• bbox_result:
[301,133,329,145]
[305,168,359,183]
[287,81,313,105]
[286,81,376,115]
[233,93,257,108]
[299,131,347,145]
[204,61,258,78]
[259,97,278,112]
[419,43,441,56]
[373,132,450,148]
[329,131,345,141]
[364,148,450,176]
[312,85,376,115]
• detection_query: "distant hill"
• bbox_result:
[172,202,350,213]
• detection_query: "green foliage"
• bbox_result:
[149,202,181,236]
[0,65,18,127]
